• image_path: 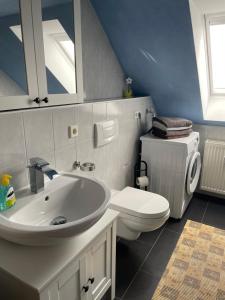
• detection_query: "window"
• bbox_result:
[189,0,225,121]
[206,14,225,96]
[53,33,75,64]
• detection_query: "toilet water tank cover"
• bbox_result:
[110,187,170,219]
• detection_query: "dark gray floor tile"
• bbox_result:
[165,196,208,233]
[101,289,121,300]
[101,297,121,300]
[203,198,225,229]
[123,270,160,300]
[141,229,180,278]
[138,227,163,246]
[116,239,151,298]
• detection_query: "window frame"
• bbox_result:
[189,0,225,121]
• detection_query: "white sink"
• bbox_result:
[0,173,110,246]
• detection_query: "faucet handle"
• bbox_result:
[30,157,49,168]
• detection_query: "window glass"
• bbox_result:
[1,0,28,96]
[42,0,76,95]
[209,23,225,90]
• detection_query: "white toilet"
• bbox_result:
[110,187,170,240]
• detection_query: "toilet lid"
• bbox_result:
[110,187,169,219]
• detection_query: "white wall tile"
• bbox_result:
[55,145,76,172]
[104,138,122,189]
[93,146,106,181]
[77,103,93,142]
[206,125,225,141]
[106,100,123,122]
[93,102,107,123]
[76,139,94,163]
[53,106,77,150]
[23,109,54,158]
[0,112,26,168]
[193,124,225,156]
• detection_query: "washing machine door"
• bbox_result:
[186,151,201,195]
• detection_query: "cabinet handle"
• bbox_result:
[82,285,89,293]
[33,97,41,104]
[88,277,95,284]
[42,97,49,103]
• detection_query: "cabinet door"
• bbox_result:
[88,229,112,300]
[31,0,83,107]
[0,0,39,111]
[44,259,88,300]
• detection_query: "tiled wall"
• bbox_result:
[0,97,154,192]
[193,124,225,156]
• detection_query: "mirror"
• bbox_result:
[0,0,28,96]
[41,0,77,95]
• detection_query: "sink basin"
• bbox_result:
[0,173,110,246]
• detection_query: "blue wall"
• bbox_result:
[91,0,220,125]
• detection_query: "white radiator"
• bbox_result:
[201,139,225,195]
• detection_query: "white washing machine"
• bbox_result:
[140,132,201,219]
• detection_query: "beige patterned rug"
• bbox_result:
[152,220,225,300]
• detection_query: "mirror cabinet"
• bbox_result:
[0,0,83,111]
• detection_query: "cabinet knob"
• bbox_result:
[33,97,41,104]
[42,97,49,103]
[82,285,89,293]
[88,277,95,284]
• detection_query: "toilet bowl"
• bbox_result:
[110,187,170,240]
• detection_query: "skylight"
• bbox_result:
[59,40,75,63]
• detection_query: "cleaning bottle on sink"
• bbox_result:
[0,174,16,211]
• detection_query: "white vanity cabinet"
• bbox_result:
[41,260,84,300]
[87,229,113,300]
[0,210,118,300]
[40,228,114,300]
[0,0,83,111]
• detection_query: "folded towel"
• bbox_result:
[153,117,192,128]
[153,120,192,132]
[152,127,192,139]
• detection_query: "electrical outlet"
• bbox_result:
[135,111,141,119]
[68,125,78,138]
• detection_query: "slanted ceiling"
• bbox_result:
[91,0,208,123]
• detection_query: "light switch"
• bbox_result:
[68,125,78,138]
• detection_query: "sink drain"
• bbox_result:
[50,216,67,226]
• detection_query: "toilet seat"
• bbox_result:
[110,187,169,219]
[120,209,170,225]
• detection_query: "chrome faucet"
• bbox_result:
[28,157,58,193]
